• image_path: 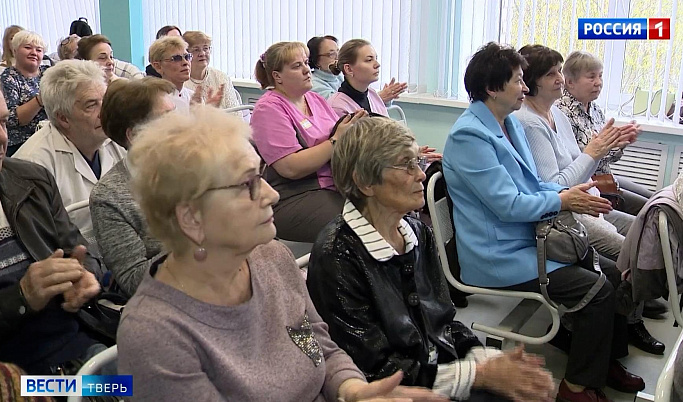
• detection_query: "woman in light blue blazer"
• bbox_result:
[442,42,644,402]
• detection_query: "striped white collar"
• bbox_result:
[342,199,418,262]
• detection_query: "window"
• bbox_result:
[500,0,683,125]
[0,0,100,60]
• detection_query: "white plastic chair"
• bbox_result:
[658,211,683,327]
[427,171,560,348]
[654,327,683,401]
[65,200,99,256]
[386,104,407,126]
[223,104,254,123]
[66,345,118,402]
[296,253,310,269]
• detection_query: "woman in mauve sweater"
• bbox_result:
[116,105,446,402]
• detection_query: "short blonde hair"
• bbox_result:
[332,117,416,210]
[11,30,47,54]
[254,41,308,89]
[148,36,188,63]
[40,60,106,126]
[129,105,252,256]
[182,31,211,48]
[563,51,603,82]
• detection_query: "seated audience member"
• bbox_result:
[250,41,365,242]
[0,362,56,401]
[183,30,240,109]
[77,34,120,85]
[307,35,343,99]
[112,58,144,80]
[514,44,664,355]
[328,39,407,116]
[556,51,653,215]
[90,78,175,298]
[148,36,193,111]
[53,34,80,62]
[443,42,644,401]
[148,36,222,112]
[308,116,555,402]
[0,88,104,374]
[145,25,182,78]
[116,105,445,402]
[0,30,49,156]
[14,60,126,232]
[0,25,24,72]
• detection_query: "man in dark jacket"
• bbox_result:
[0,89,103,374]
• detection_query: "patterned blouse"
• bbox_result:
[0,66,49,147]
[556,89,623,175]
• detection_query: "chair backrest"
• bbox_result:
[223,104,255,123]
[427,171,459,286]
[655,328,683,401]
[66,345,118,402]
[65,200,99,256]
[386,104,407,126]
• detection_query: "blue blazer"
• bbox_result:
[443,101,568,288]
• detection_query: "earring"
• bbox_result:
[194,247,207,262]
[493,94,497,100]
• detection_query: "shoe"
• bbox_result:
[548,323,572,354]
[628,320,665,355]
[449,287,469,308]
[606,360,645,393]
[643,299,668,319]
[557,380,612,402]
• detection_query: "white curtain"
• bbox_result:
[0,0,100,58]
[142,0,458,96]
[499,0,683,124]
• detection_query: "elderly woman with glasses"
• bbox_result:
[307,35,343,100]
[117,105,445,402]
[0,30,49,155]
[307,117,555,402]
[148,36,222,112]
[183,31,240,110]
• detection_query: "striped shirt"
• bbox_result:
[342,200,502,399]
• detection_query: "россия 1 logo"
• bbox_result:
[579,18,670,40]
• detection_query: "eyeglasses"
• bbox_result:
[190,46,212,55]
[162,53,193,63]
[203,164,267,201]
[321,51,339,59]
[386,156,428,175]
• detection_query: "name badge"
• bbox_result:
[301,119,312,129]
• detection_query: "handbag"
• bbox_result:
[76,292,126,346]
[592,173,625,209]
[535,211,606,313]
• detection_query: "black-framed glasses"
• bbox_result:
[163,53,193,63]
[203,164,267,201]
[190,46,212,54]
[386,156,428,174]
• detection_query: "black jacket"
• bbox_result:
[307,215,481,387]
[0,158,102,340]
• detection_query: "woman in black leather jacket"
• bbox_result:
[307,117,555,402]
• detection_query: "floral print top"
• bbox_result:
[556,88,622,175]
[1,65,49,147]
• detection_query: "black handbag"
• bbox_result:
[76,292,126,346]
[535,211,606,313]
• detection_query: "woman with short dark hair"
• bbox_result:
[307,35,343,99]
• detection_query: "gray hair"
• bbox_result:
[40,59,106,126]
[563,51,603,82]
[11,30,47,53]
[332,117,416,210]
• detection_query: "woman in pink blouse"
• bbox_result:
[250,41,365,243]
